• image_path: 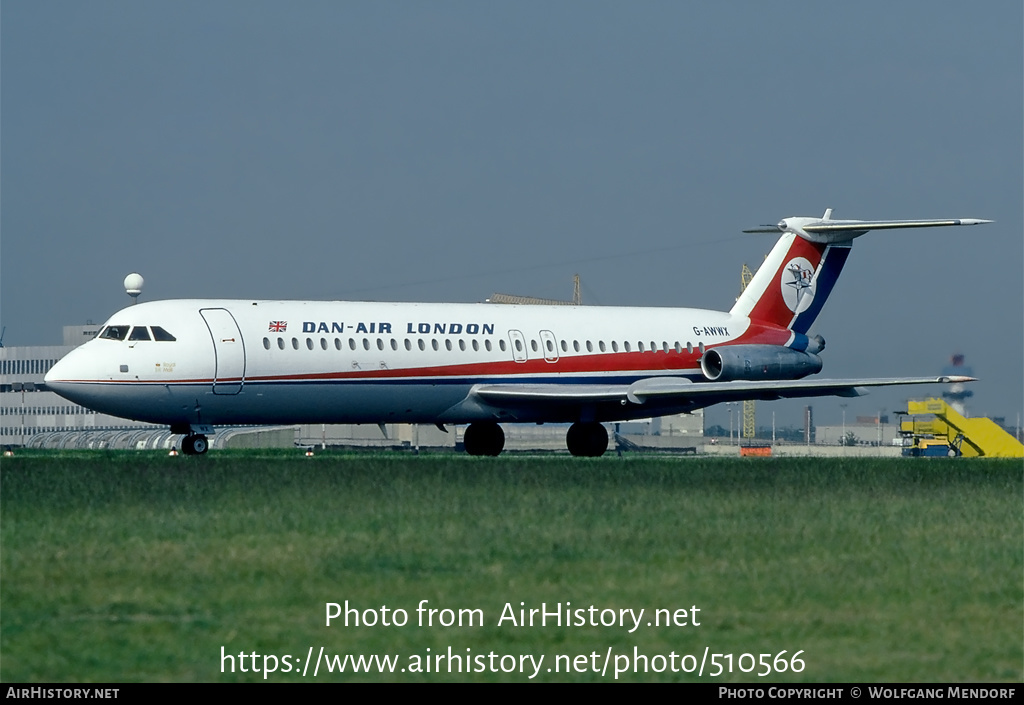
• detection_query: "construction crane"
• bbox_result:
[488,274,582,306]
[740,264,756,441]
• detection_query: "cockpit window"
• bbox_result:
[151,326,176,341]
[99,325,130,341]
[128,326,152,341]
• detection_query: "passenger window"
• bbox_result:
[498,340,505,352]
[445,340,452,351]
[152,326,176,341]
[405,339,412,351]
[292,338,299,350]
[363,339,370,351]
[418,339,426,351]
[391,339,398,351]
[431,340,439,351]
[306,338,314,350]
[586,341,593,352]
[263,337,271,350]
[335,338,342,350]
[472,340,479,351]
[321,338,328,350]
[128,327,151,341]
[278,337,285,350]
[377,338,384,351]
[611,341,619,352]
[485,340,493,352]
[599,341,606,352]
[458,340,466,351]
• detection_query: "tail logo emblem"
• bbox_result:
[781,257,815,313]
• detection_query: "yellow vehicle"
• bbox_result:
[900,399,1023,458]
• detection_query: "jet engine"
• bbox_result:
[700,344,823,382]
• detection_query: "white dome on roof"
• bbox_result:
[123,273,144,297]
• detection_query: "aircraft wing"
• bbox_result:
[472,375,976,408]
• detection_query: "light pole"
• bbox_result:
[840,403,847,449]
[726,403,735,446]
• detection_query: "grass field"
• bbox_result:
[2,450,1021,682]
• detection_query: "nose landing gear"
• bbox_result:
[181,434,209,455]
[171,424,214,455]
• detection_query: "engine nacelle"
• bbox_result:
[700,345,823,381]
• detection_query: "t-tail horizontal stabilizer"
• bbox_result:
[733,209,992,334]
[744,209,993,244]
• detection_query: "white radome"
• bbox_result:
[124,273,144,296]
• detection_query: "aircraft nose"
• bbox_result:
[44,358,60,385]
[43,351,88,401]
[44,356,71,392]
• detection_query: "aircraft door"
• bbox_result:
[508,330,528,363]
[200,308,246,395]
[539,330,559,363]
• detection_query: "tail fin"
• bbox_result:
[731,210,991,333]
[730,231,848,334]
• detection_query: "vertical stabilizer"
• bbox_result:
[730,232,850,334]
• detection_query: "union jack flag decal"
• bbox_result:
[268,321,287,332]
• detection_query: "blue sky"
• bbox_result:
[2,1,1021,427]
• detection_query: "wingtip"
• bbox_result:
[938,375,978,383]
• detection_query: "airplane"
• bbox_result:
[44,210,989,456]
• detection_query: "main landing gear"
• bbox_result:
[181,434,209,455]
[463,422,505,456]
[566,422,608,457]
[462,421,609,457]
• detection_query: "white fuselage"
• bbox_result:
[45,298,793,427]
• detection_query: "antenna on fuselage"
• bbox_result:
[124,273,144,305]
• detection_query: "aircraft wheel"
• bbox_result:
[183,434,209,455]
[464,422,504,456]
[566,422,608,457]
